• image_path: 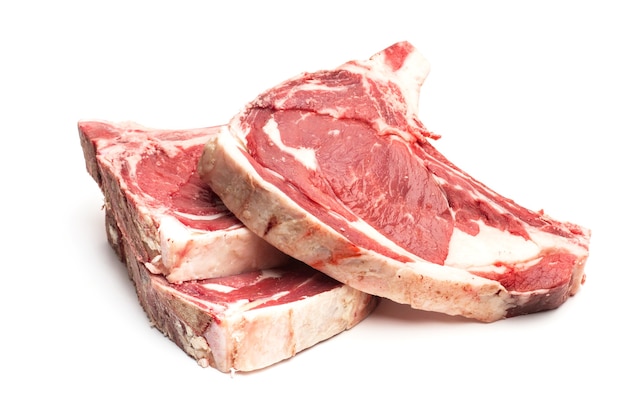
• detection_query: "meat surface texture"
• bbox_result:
[198,41,591,322]
[104,208,377,373]
[79,120,290,282]
[81,120,378,372]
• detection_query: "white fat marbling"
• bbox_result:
[262,118,319,171]
[445,222,540,269]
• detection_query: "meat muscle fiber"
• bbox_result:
[198,41,591,322]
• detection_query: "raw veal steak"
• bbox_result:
[79,120,289,282]
[104,208,377,373]
[198,41,591,322]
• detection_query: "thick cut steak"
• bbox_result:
[81,120,378,372]
[104,208,377,373]
[198,41,591,322]
[79,120,289,282]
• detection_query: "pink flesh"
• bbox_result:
[132,142,239,231]
[84,121,242,232]
[237,41,589,293]
[170,264,342,311]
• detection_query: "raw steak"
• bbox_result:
[104,207,377,373]
[198,41,591,322]
[79,120,289,282]
[80,120,378,372]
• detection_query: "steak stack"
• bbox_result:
[80,41,591,372]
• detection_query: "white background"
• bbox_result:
[2,1,623,415]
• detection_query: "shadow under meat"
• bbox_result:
[371,298,475,325]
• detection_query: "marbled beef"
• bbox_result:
[198,41,591,322]
[104,208,377,372]
[79,120,289,282]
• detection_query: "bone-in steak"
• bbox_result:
[198,41,591,322]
